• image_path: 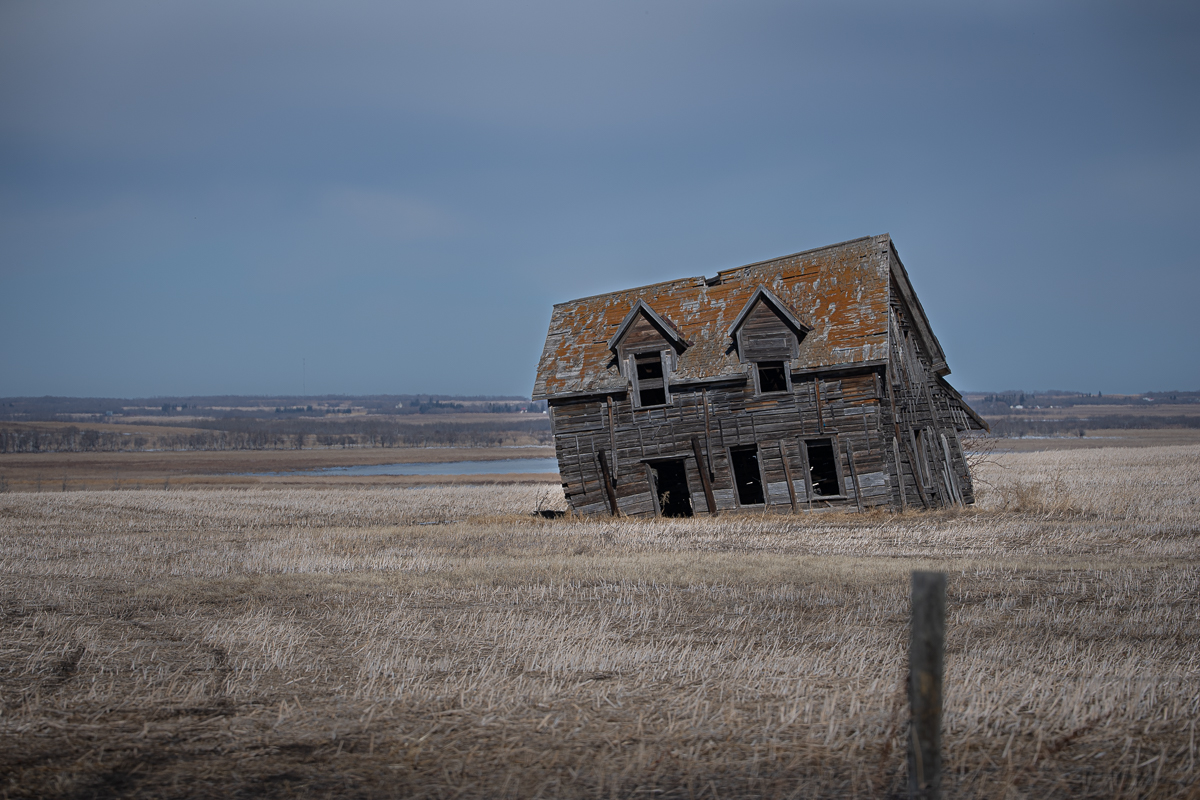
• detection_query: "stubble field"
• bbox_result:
[1,445,1198,798]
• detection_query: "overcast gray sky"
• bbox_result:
[2,0,1196,398]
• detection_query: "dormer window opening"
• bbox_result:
[607,300,687,410]
[634,352,668,407]
[727,286,811,398]
[755,360,789,394]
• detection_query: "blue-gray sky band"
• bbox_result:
[1,1,1196,397]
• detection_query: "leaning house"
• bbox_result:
[532,234,988,517]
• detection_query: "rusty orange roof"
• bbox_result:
[533,234,946,400]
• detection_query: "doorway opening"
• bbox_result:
[729,446,765,505]
[650,459,693,517]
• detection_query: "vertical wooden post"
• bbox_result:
[702,389,715,481]
[846,440,864,513]
[909,571,946,800]
[607,397,618,483]
[691,437,718,516]
[940,433,964,507]
[905,430,932,510]
[799,440,813,512]
[885,366,903,445]
[779,439,798,513]
[597,450,619,517]
[892,437,908,512]
[645,463,661,518]
[813,377,825,433]
[923,427,945,509]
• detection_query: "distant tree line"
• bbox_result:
[988,415,1200,439]
[1,427,150,453]
[0,394,545,422]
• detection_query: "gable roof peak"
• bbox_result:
[727,285,812,338]
[606,299,690,352]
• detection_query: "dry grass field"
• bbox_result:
[1,446,1198,798]
[985,427,1200,451]
[985,403,1200,420]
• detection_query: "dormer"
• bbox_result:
[728,286,811,395]
[607,300,689,407]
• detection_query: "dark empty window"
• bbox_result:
[757,361,788,393]
[636,355,663,380]
[639,387,667,406]
[635,353,667,407]
[729,446,765,505]
[651,459,693,518]
[805,439,840,496]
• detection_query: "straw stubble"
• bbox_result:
[1,446,1197,797]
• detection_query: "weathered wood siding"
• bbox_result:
[538,235,985,517]
[881,266,977,510]
[736,301,799,362]
[550,365,894,517]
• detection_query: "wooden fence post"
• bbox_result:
[909,571,946,800]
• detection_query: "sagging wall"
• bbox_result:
[881,276,978,511]
[550,368,896,517]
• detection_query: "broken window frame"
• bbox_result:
[727,444,767,507]
[752,359,792,396]
[798,434,846,499]
[627,349,673,409]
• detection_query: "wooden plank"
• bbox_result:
[702,388,714,479]
[617,492,655,516]
[939,433,964,507]
[644,463,661,517]
[892,436,908,511]
[903,430,931,510]
[799,438,813,511]
[576,501,608,517]
[607,396,618,481]
[857,470,886,489]
[691,436,719,517]
[712,487,736,509]
[846,439,864,513]
[779,439,798,513]
[814,378,825,432]
[596,450,619,517]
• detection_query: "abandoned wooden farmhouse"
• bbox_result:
[532,234,988,517]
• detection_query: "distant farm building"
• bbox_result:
[532,234,988,517]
